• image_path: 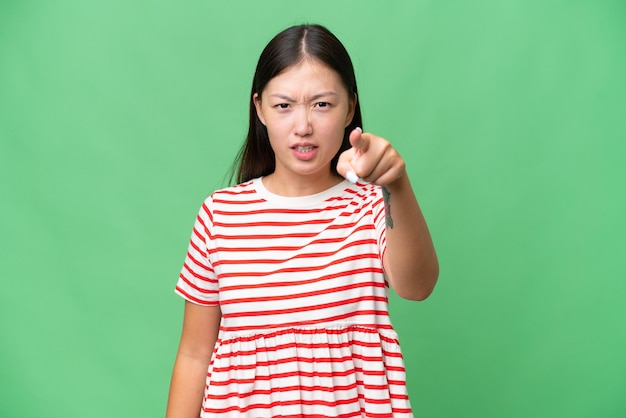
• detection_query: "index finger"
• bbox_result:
[349,127,369,153]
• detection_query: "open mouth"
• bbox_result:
[293,145,315,152]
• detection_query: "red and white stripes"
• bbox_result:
[175,178,413,417]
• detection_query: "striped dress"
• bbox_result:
[175,177,414,418]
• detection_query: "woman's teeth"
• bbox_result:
[295,146,314,152]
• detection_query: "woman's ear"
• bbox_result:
[253,93,266,126]
[345,92,357,127]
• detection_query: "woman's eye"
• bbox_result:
[316,102,330,108]
[277,103,290,109]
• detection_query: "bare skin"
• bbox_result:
[253,59,356,197]
[166,303,221,418]
[336,128,439,300]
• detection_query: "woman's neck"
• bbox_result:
[262,172,344,197]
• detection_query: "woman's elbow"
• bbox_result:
[394,264,439,301]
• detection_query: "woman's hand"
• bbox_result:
[337,127,407,186]
[337,127,439,301]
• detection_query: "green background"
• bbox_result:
[1,1,625,417]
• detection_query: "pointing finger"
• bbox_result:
[349,127,369,154]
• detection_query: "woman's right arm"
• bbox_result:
[166,301,222,418]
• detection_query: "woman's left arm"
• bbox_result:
[338,128,439,300]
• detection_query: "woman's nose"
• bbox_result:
[293,107,313,136]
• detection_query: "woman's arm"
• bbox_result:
[380,173,438,300]
[338,128,439,300]
[166,301,221,418]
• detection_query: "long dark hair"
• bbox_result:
[231,24,363,184]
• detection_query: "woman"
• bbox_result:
[167,24,438,418]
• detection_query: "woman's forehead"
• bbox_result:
[264,60,347,97]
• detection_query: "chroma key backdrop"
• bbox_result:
[1,1,625,417]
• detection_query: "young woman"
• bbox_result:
[166,24,438,418]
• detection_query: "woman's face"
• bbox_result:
[254,59,356,187]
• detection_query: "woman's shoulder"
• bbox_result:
[201,178,260,206]
[211,179,257,196]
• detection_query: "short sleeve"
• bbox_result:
[174,198,219,306]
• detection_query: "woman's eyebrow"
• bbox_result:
[269,92,338,101]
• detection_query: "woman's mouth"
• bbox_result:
[291,144,318,160]
[294,145,315,152]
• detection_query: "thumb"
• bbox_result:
[338,128,368,184]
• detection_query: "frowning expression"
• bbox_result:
[254,59,356,183]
